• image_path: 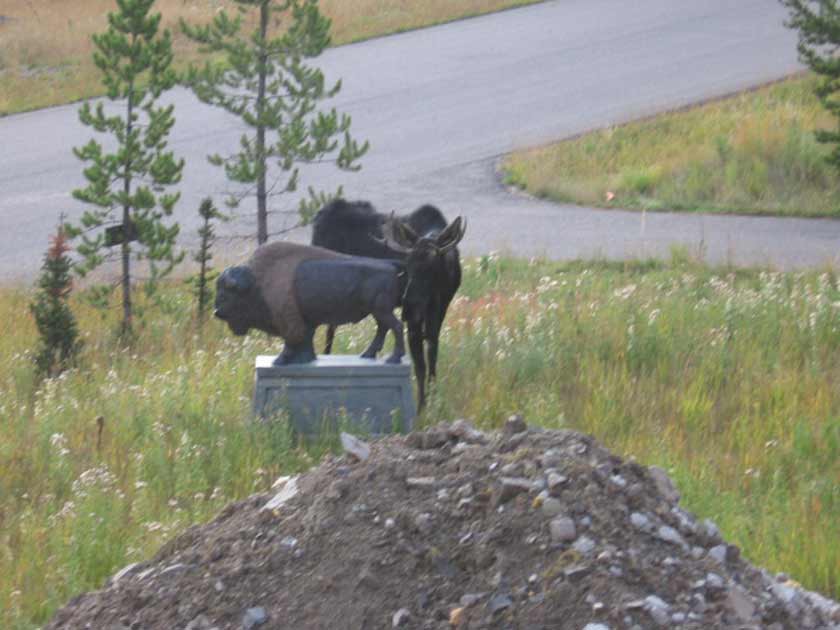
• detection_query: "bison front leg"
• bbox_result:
[273,327,317,365]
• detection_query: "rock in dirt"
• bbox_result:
[340,432,371,462]
[242,606,267,629]
[503,413,528,436]
[406,476,436,489]
[549,516,577,543]
[110,562,140,586]
[655,525,687,548]
[44,422,840,630]
[648,465,680,504]
[727,583,757,621]
[448,419,487,444]
[497,476,533,503]
[541,496,564,517]
[391,607,410,627]
[262,476,298,512]
[546,471,568,494]
[708,544,728,564]
[185,614,216,630]
[487,593,513,615]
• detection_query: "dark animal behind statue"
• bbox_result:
[311,199,465,408]
[311,200,393,258]
[214,241,405,365]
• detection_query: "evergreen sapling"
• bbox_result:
[192,197,227,326]
[181,0,368,244]
[30,223,82,377]
[67,0,184,336]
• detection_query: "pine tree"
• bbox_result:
[181,0,368,244]
[67,0,184,336]
[30,222,82,378]
[191,197,227,327]
[782,0,840,168]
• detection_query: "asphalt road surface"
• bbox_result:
[1,0,836,284]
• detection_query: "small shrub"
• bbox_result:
[29,224,82,377]
[503,164,527,189]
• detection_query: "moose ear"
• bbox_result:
[436,216,466,252]
[392,212,419,247]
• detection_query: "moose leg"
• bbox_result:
[324,325,337,354]
[425,308,444,382]
[407,321,426,409]
[361,322,388,359]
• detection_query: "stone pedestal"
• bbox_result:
[253,355,415,436]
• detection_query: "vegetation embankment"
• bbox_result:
[2,253,839,627]
[503,75,840,218]
[0,0,541,115]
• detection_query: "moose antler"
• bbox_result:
[374,212,419,253]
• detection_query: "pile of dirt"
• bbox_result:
[48,418,840,629]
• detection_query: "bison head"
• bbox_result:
[214,266,258,336]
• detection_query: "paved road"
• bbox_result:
[1,0,836,284]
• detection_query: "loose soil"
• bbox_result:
[47,419,840,629]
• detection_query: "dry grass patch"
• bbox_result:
[0,0,541,114]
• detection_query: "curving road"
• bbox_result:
[1,0,836,283]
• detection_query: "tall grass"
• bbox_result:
[0,0,541,115]
[2,255,840,627]
[504,75,840,217]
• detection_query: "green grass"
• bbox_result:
[503,74,840,217]
[2,255,840,627]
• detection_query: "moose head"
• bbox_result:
[376,213,466,319]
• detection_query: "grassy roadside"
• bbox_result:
[2,254,839,627]
[0,0,542,116]
[503,74,840,218]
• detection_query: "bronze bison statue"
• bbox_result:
[214,241,405,365]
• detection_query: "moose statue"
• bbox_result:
[311,199,466,408]
[214,241,406,366]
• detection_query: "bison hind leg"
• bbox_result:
[361,322,388,359]
[324,324,337,354]
[380,312,405,364]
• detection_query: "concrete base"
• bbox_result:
[253,355,415,436]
